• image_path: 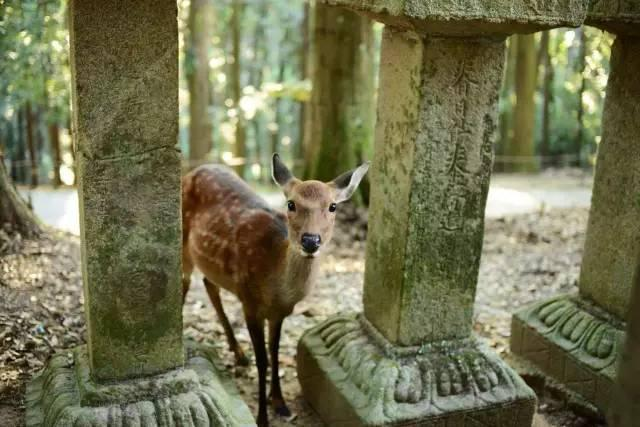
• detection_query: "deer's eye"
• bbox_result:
[329,203,337,213]
[287,200,296,212]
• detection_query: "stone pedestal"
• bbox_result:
[25,1,254,425]
[511,25,640,416]
[26,345,254,426]
[511,295,625,412]
[293,1,591,418]
[298,315,535,426]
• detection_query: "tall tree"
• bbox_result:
[497,37,517,171]
[231,0,247,178]
[304,4,375,203]
[49,122,62,187]
[574,26,587,167]
[270,30,289,160]
[248,0,269,182]
[186,0,214,167]
[295,0,312,177]
[25,102,39,187]
[506,34,538,172]
[539,31,554,168]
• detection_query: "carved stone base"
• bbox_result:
[297,314,536,426]
[26,344,256,427]
[511,294,626,414]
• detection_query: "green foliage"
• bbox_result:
[543,27,612,164]
[0,0,70,123]
[0,0,616,185]
[498,27,613,168]
[177,0,309,179]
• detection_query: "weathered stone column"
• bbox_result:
[297,1,586,425]
[511,6,640,417]
[608,252,640,426]
[25,1,254,425]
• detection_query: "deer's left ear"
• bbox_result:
[272,153,299,194]
[330,162,370,203]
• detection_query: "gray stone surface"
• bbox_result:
[25,1,257,425]
[587,0,640,36]
[511,294,626,414]
[578,36,640,322]
[319,0,587,35]
[298,314,537,426]
[363,29,504,345]
[608,256,640,426]
[69,0,183,380]
[25,344,256,427]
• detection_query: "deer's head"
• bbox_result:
[272,153,369,258]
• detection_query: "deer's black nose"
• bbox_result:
[301,233,321,254]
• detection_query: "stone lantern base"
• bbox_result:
[511,294,625,415]
[26,343,255,427]
[297,314,536,426]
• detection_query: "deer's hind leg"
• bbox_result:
[203,278,250,366]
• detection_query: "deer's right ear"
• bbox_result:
[272,153,297,193]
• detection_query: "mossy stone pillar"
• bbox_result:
[608,253,640,426]
[25,1,254,425]
[72,0,184,382]
[362,33,502,345]
[297,1,587,425]
[578,35,640,321]
[511,9,640,417]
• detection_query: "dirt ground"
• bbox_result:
[0,205,605,426]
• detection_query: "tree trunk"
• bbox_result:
[49,122,62,187]
[496,36,517,172]
[25,102,39,187]
[270,55,287,160]
[575,26,587,168]
[67,116,77,186]
[231,0,246,178]
[0,153,41,238]
[295,0,311,177]
[11,111,26,183]
[507,34,538,172]
[305,4,375,204]
[249,0,268,182]
[540,31,554,168]
[186,0,214,168]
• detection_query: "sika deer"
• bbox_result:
[181,154,369,426]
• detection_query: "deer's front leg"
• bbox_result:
[245,310,269,427]
[268,316,290,416]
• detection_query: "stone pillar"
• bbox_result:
[608,253,640,426]
[25,1,254,425]
[363,33,501,345]
[297,2,586,425]
[511,7,640,417]
[578,36,640,321]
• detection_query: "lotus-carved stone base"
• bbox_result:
[511,293,625,414]
[297,313,536,426]
[25,343,255,427]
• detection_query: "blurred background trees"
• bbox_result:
[1,0,615,198]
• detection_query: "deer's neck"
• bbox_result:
[277,243,320,308]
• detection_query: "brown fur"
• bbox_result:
[181,164,348,426]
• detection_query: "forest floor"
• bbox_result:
[0,204,604,427]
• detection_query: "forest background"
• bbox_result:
[0,0,613,196]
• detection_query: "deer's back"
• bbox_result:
[182,165,288,300]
